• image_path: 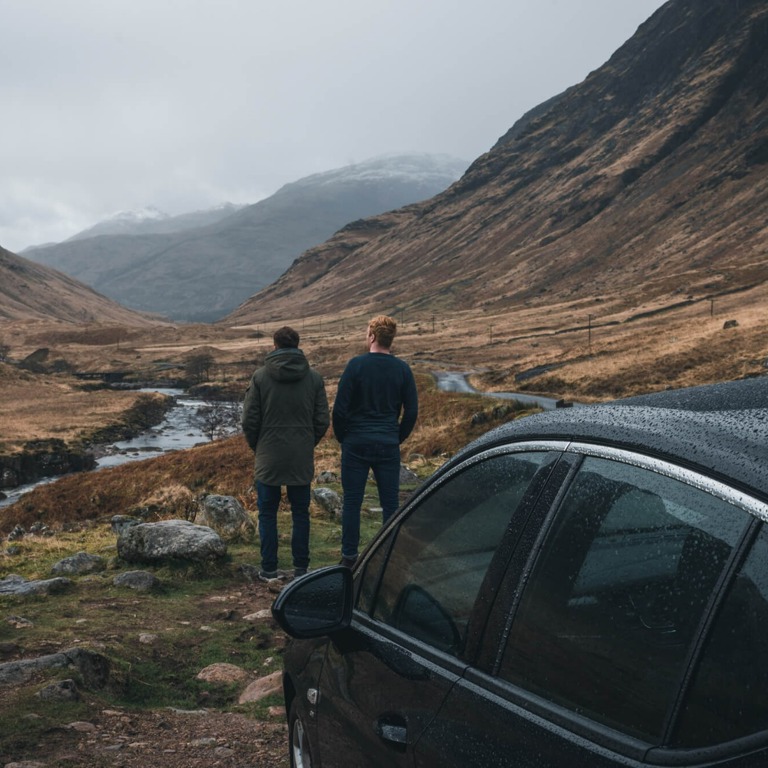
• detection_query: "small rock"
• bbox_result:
[113,570,160,591]
[196,663,250,684]
[51,551,106,576]
[6,615,34,629]
[37,678,80,702]
[243,609,272,621]
[312,487,342,516]
[190,737,218,747]
[67,720,97,732]
[238,670,282,704]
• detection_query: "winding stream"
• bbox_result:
[1,376,567,509]
[0,389,213,509]
[433,371,564,410]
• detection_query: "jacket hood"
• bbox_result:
[264,347,309,382]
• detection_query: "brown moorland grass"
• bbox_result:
[0,365,152,452]
[1,285,766,532]
[0,374,524,535]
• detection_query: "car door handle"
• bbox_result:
[377,714,408,749]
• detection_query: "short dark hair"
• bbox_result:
[273,326,300,348]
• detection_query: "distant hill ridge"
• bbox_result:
[225,0,768,326]
[23,153,468,323]
[63,203,245,242]
[0,246,156,325]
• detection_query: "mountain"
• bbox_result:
[0,246,157,325]
[62,203,245,242]
[224,0,768,327]
[23,154,468,323]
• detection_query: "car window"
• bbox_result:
[498,456,750,743]
[365,451,549,656]
[674,523,768,747]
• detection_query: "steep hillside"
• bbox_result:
[0,246,158,325]
[226,0,768,326]
[24,154,467,323]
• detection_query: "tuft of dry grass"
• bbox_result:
[0,375,525,536]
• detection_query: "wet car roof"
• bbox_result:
[453,377,768,503]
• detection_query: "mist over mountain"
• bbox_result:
[23,154,468,323]
[226,0,768,328]
[63,203,245,242]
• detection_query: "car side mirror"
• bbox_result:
[271,565,354,638]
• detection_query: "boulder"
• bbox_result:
[312,487,342,516]
[196,663,250,684]
[37,679,80,702]
[194,495,256,542]
[113,570,160,591]
[0,647,110,689]
[110,515,141,535]
[238,670,282,704]
[51,552,106,576]
[399,465,420,484]
[117,520,227,563]
[0,574,73,596]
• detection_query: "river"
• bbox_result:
[433,372,565,410]
[0,389,218,509]
[1,377,563,509]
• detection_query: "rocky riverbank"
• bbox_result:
[0,392,174,493]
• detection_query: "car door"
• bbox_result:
[414,448,764,767]
[312,447,559,768]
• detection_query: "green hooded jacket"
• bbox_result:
[241,347,329,486]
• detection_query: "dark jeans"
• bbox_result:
[256,482,311,572]
[341,440,401,560]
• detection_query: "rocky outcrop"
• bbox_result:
[0,574,73,596]
[0,647,110,689]
[0,439,96,490]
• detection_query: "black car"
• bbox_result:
[273,376,768,767]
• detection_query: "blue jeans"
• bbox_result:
[256,482,311,572]
[341,440,401,560]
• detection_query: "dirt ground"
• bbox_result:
[9,708,290,768]
[1,578,293,768]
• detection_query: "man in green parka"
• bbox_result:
[242,326,329,580]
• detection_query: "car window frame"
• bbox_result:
[350,440,566,666]
[477,441,768,761]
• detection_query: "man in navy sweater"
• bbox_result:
[332,315,419,567]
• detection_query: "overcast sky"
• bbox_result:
[0,0,667,252]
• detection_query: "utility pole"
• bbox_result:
[588,314,593,352]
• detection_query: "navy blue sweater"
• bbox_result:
[332,353,418,445]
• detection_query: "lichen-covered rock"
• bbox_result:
[51,552,106,576]
[117,520,227,563]
[194,495,256,542]
[312,487,341,516]
[113,570,160,591]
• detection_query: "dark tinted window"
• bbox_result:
[499,456,749,742]
[368,452,548,655]
[674,524,768,746]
